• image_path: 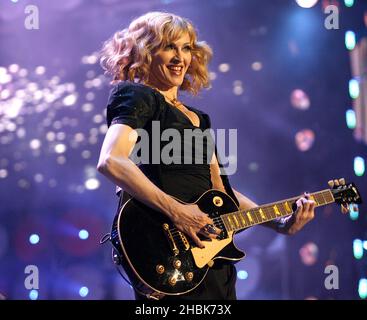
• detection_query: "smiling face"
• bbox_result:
[147,33,192,91]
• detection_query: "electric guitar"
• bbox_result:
[110,181,362,298]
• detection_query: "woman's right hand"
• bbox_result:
[98,123,222,249]
[169,202,222,249]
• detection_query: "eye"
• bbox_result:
[164,44,175,50]
[183,45,192,51]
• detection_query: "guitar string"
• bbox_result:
[167,190,335,245]
[168,206,280,235]
[169,216,223,234]
[168,205,294,236]
[167,200,295,234]
[168,197,315,242]
[168,203,293,235]
[168,190,332,235]
[167,194,306,234]
[168,210,281,246]
[169,219,227,239]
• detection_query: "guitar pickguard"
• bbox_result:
[191,231,235,268]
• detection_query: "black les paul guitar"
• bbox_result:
[110,181,362,299]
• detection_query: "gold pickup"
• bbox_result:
[178,231,190,250]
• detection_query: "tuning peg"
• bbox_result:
[333,179,340,187]
[328,180,334,188]
[339,178,346,185]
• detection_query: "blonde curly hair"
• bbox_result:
[100,11,213,95]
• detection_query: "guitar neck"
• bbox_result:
[221,189,335,232]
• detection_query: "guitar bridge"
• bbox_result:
[163,223,179,256]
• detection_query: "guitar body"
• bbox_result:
[111,189,245,296]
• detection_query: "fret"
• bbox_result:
[257,209,264,223]
[229,215,237,231]
[231,214,238,229]
[259,208,266,221]
[222,215,232,232]
[318,192,327,205]
[239,212,248,228]
[273,204,281,217]
[253,210,262,223]
[278,202,288,216]
[314,193,323,206]
[268,207,274,219]
[309,194,318,206]
[236,213,243,228]
[237,212,245,228]
[246,211,254,225]
[232,213,241,229]
[245,212,252,226]
[263,207,272,220]
[284,201,293,214]
[250,210,259,224]
[319,193,327,205]
[256,210,262,223]
[265,206,276,219]
[323,190,334,203]
[227,215,236,231]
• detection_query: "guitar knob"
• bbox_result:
[168,276,177,286]
[213,196,223,207]
[156,265,165,274]
[173,260,181,269]
[185,272,193,282]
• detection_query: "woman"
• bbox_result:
[97,11,317,300]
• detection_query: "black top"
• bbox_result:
[106,81,239,205]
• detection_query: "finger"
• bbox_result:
[202,223,222,236]
[308,202,315,219]
[309,200,316,210]
[328,180,334,188]
[205,217,215,228]
[208,224,222,235]
[295,199,304,216]
[339,178,345,185]
[190,231,205,249]
[334,179,340,187]
[199,230,214,241]
[303,199,315,217]
[304,192,310,199]
[302,198,311,212]
[341,203,349,214]
[198,226,213,239]
[208,233,217,240]
[308,202,316,220]
[296,198,304,210]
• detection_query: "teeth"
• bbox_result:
[168,66,183,71]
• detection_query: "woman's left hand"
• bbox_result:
[286,192,316,235]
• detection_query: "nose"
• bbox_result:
[173,48,184,61]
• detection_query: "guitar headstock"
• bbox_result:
[329,179,362,208]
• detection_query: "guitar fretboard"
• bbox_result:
[221,189,335,232]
